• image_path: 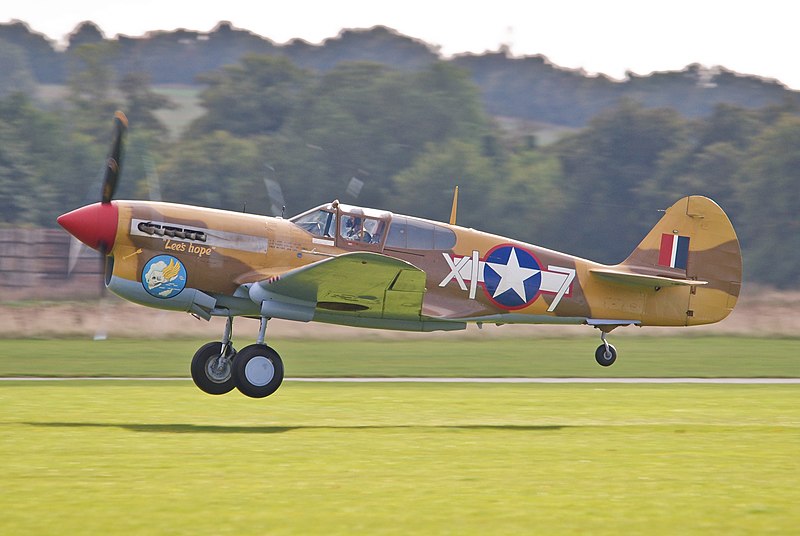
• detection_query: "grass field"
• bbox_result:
[1,337,797,533]
[1,381,798,534]
[1,336,799,378]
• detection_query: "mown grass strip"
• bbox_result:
[1,336,798,378]
[1,381,797,535]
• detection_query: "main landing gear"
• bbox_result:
[190,316,284,398]
[594,330,617,367]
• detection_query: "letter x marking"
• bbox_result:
[439,253,470,290]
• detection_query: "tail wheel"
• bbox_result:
[191,342,236,395]
[233,344,284,399]
[595,343,617,366]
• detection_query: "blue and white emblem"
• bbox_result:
[439,247,575,312]
[142,255,187,299]
[482,245,542,309]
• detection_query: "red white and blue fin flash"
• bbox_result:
[658,233,690,269]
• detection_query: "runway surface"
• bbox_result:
[1,377,799,384]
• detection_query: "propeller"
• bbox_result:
[58,112,129,340]
[66,167,104,277]
[101,111,128,205]
[60,113,128,255]
[61,112,128,274]
[100,112,127,290]
[98,112,128,340]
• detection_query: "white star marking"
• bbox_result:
[485,248,540,302]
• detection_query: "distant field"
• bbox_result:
[34,84,202,140]
[35,84,571,144]
[1,337,798,378]
[1,381,797,534]
[151,85,203,139]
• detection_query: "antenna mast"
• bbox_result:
[449,186,459,225]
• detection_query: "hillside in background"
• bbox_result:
[2,20,798,126]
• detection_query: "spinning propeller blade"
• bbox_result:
[57,112,130,340]
[101,111,128,204]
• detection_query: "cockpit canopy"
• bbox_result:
[290,202,456,251]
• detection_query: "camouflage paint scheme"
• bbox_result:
[56,112,744,398]
[79,195,740,334]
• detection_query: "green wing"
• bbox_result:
[256,252,426,320]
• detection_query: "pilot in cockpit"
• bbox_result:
[341,214,384,244]
[342,215,362,239]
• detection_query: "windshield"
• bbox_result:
[292,209,336,237]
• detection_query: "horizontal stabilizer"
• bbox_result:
[590,268,708,288]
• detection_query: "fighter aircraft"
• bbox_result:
[58,113,742,398]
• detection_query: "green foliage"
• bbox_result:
[551,100,687,261]
[0,20,64,83]
[118,72,176,136]
[486,149,567,246]
[0,49,798,286]
[391,139,497,226]
[191,54,308,137]
[0,93,103,225]
[737,114,800,286]
[0,122,38,225]
[0,39,36,98]
[6,21,800,126]
[158,131,266,211]
[66,42,121,141]
[250,60,490,211]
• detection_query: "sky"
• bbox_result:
[4,0,798,89]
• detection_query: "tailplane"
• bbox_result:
[618,196,742,326]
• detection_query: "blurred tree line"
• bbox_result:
[2,20,799,125]
[0,44,798,287]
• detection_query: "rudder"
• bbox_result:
[621,196,742,326]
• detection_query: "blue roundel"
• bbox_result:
[482,245,542,309]
[142,255,187,299]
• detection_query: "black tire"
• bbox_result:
[190,342,236,395]
[595,343,617,366]
[233,344,284,398]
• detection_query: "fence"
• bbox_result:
[0,229,103,300]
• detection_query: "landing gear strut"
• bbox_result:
[594,331,617,367]
[233,317,284,398]
[190,315,284,398]
[191,317,237,395]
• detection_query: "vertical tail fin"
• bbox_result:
[621,196,742,326]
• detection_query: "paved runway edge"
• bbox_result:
[1,377,799,384]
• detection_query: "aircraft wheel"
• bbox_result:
[191,342,236,395]
[595,343,617,367]
[233,344,284,398]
